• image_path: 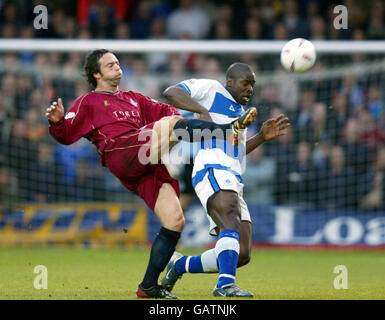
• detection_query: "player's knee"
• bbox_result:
[174,215,186,232]
[170,211,185,232]
[225,200,240,214]
[223,201,241,229]
[168,116,183,132]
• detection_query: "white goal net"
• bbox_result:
[0,40,384,247]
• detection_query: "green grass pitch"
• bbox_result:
[0,247,384,300]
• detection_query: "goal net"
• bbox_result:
[0,40,384,247]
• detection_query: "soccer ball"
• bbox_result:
[280,38,316,73]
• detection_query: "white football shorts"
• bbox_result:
[193,167,251,236]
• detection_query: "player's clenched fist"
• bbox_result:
[46,98,65,124]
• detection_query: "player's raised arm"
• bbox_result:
[45,98,65,124]
[46,95,93,145]
[163,85,212,121]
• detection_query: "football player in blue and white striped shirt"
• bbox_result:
[162,63,290,297]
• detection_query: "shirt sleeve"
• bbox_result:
[48,94,93,145]
[177,78,215,102]
[137,93,181,124]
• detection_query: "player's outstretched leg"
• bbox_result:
[172,107,257,145]
[161,249,218,292]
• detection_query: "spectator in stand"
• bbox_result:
[166,0,211,39]
[147,17,169,73]
[74,79,90,98]
[269,124,296,204]
[115,21,130,39]
[152,0,173,19]
[313,136,331,170]
[0,92,10,144]
[150,17,167,40]
[200,57,221,78]
[121,57,159,98]
[26,89,46,118]
[338,74,364,111]
[89,1,116,39]
[242,143,276,205]
[360,146,385,210]
[357,107,385,154]
[48,9,68,38]
[296,90,315,131]
[328,92,350,144]
[351,28,367,64]
[341,118,371,176]
[1,73,17,119]
[342,117,374,205]
[318,145,358,209]
[344,0,368,31]
[259,0,279,27]
[379,108,385,134]
[24,107,48,143]
[305,1,321,25]
[279,0,310,39]
[212,20,232,40]
[19,25,35,64]
[286,141,317,206]
[366,1,385,40]
[275,67,299,117]
[272,22,289,40]
[381,147,385,209]
[0,165,18,215]
[15,74,34,119]
[78,26,92,39]
[66,159,106,202]
[213,3,233,31]
[258,84,283,124]
[0,1,22,32]
[0,1,382,41]
[309,15,327,40]
[167,53,186,78]
[77,0,128,28]
[130,0,153,39]
[367,85,384,121]
[2,120,37,201]
[244,17,263,40]
[27,140,62,202]
[299,102,330,145]
[62,16,78,39]
[54,138,100,186]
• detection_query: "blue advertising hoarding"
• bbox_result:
[1,203,384,247]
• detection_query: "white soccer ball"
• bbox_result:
[280,38,316,73]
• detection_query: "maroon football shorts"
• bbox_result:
[103,122,180,210]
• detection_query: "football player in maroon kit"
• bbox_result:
[46,49,256,299]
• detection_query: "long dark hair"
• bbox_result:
[84,49,110,88]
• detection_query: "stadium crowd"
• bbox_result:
[0,0,384,212]
[0,0,385,41]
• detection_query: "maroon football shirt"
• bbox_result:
[48,90,180,162]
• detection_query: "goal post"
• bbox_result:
[0,39,385,53]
